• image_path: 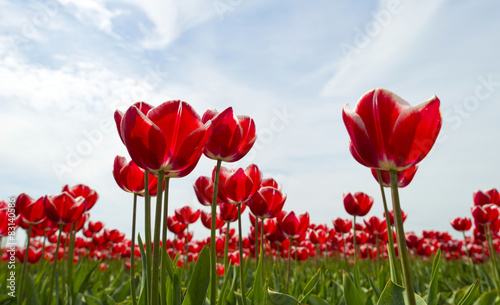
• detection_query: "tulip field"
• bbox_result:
[2,90,500,305]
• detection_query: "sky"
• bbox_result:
[1,0,500,242]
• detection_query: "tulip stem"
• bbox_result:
[161,177,170,305]
[152,170,165,305]
[376,169,401,285]
[353,215,357,261]
[389,170,416,305]
[47,224,63,305]
[18,224,33,305]
[67,220,78,299]
[210,159,222,305]
[237,203,248,305]
[342,233,348,268]
[485,224,500,291]
[144,171,152,305]
[286,239,292,293]
[261,219,265,281]
[130,193,138,305]
[255,217,259,268]
[224,223,230,272]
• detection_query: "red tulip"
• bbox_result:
[16,193,46,225]
[201,107,256,162]
[104,228,125,243]
[88,221,104,234]
[309,229,327,245]
[473,188,500,207]
[261,177,281,190]
[383,209,407,226]
[247,186,286,219]
[220,202,246,223]
[62,184,98,211]
[113,155,160,196]
[370,165,418,188]
[277,211,309,240]
[215,164,262,204]
[114,100,212,177]
[200,211,224,230]
[167,215,188,234]
[43,193,87,225]
[471,204,499,225]
[450,217,472,232]
[333,218,352,234]
[174,206,201,225]
[343,192,374,217]
[62,212,89,233]
[31,219,58,237]
[342,88,442,170]
[364,216,387,236]
[193,176,223,206]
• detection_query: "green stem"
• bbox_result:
[144,171,152,305]
[161,177,170,305]
[376,169,401,284]
[389,170,416,305]
[67,220,78,298]
[224,223,230,272]
[18,224,33,305]
[353,215,357,260]
[237,203,248,305]
[260,219,265,281]
[210,159,222,305]
[151,170,165,305]
[485,224,500,291]
[130,193,138,305]
[342,233,348,268]
[255,217,259,269]
[47,224,64,305]
[185,225,189,272]
[286,239,292,293]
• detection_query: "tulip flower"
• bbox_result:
[43,193,86,225]
[113,155,160,196]
[472,204,499,225]
[175,206,201,225]
[202,107,256,162]
[167,215,188,235]
[62,184,99,211]
[473,188,500,207]
[16,194,46,225]
[216,164,262,205]
[342,88,442,171]
[193,176,222,206]
[333,218,352,234]
[114,101,212,176]
[277,211,310,241]
[343,192,374,217]
[450,217,472,232]
[384,209,407,226]
[247,186,286,220]
[220,202,246,223]
[200,211,224,230]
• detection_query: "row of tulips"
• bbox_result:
[2,88,499,304]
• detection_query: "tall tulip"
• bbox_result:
[115,100,212,305]
[473,188,500,207]
[201,107,256,305]
[342,89,442,305]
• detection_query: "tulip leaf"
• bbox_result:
[252,247,266,305]
[137,234,148,305]
[377,280,428,305]
[84,294,103,305]
[25,272,40,305]
[181,247,211,305]
[475,290,499,305]
[426,249,441,305]
[298,269,320,303]
[343,271,364,305]
[456,278,480,305]
[267,288,300,305]
[307,294,330,305]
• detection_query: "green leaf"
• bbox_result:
[102,293,117,305]
[253,247,266,305]
[110,279,130,302]
[76,262,99,295]
[25,272,40,305]
[298,269,320,303]
[181,247,211,305]
[377,280,428,305]
[457,278,480,305]
[84,294,103,305]
[307,294,330,305]
[267,289,299,305]
[137,234,148,305]
[426,249,441,305]
[343,271,364,305]
[473,290,499,305]
[368,274,382,300]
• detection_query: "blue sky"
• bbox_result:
[1,0,500,241]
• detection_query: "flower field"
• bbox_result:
[1,90,499,305]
